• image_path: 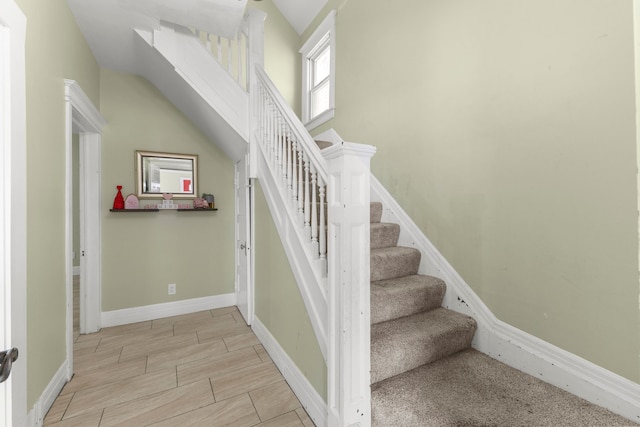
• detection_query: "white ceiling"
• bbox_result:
[272,0,328,35]
[66,0,324,72]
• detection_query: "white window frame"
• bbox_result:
[300,10,336,131]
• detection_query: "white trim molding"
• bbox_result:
[300,10,336,131]
[252,317,327,427]
[64,80,106,386]
[370,173,640,424]
[27,361,68,427]
[101,293,237,327]
[0,2,27,425]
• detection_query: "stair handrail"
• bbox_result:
[254,66,328,181]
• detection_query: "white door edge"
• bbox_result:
[235,154,253,324]
[0,1,27,426]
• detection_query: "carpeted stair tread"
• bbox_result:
[314,139,332,150]
[370,246,421,282]
[370,202,382,223]
[370,222,400,249]
[371,308,477,384]
[371,349,635,427]
[371,275,445,324]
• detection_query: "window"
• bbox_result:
[300,10,336,131]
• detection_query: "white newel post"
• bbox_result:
[247,9,266,179]
[324,142,376,427]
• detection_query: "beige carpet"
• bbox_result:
[372,348,636,426]
[368,202,638,426]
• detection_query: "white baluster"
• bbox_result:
[291,139,299,209]
[259,87,265,144]
[227,39,232,73]
[237,33,242,85]
[206,33,212,54]
[311,164,319,252]
[270,103,276,166]
[319,180,326,261]
[276,118,282,177]
[297,149,304,217]
[304,153,311,238]
[216,36,222,62]
[286,129,293,202]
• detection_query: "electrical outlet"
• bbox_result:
[168,283,176,295]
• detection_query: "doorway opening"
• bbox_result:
[64,80,106,380]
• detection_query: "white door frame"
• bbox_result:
[235,154,253,324]
[0,1,27,426]
[64,80,106,379]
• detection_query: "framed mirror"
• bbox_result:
[135,150,199,199]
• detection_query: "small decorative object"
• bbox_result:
[124,194,139,209]
[113,185,125,210]
[193,198,209,209]
[203,193,214,209]
[159,193,177,209]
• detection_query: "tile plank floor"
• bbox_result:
[44,278,315,427]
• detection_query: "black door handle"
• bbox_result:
[0,348,18,384]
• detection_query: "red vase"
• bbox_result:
[113,185,125,210]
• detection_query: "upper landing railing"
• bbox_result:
[190,14,250,92]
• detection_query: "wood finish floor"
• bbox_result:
[44,278,315,426]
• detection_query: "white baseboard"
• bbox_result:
[27,360,69,427]
[252,316,327,427]
[101,293,237,327]
[487,320,640,424]
[370,173,640,424]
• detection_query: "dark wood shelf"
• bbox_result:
[110,209,159,212]
[109,208,218,212]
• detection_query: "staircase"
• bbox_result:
[369,201,477,425]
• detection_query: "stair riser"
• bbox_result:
[370,248,420,282]
[371,202,382,223]
[371,316,476,384]
[370,277,445,324]
[370,223,400,249]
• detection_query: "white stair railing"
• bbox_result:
[191,14,250,91]
[255,69,329,273]
[252,65,376,427]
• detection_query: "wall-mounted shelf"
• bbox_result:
[109,208,218,213]
[110,209,158,212]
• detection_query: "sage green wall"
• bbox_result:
[100,69,235,311]
[249,2,302,114]
[309,0,640,382]
[15,0,100,407]
[254,181,327,400]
